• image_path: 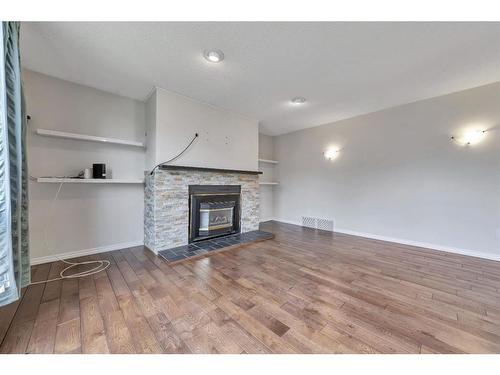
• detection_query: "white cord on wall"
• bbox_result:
[30,181,110,285]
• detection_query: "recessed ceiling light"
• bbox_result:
[204,49,224,63]
[291,97,306,105]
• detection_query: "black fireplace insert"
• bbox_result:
[188,185,241,243]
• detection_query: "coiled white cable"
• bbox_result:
[30,181,110,285]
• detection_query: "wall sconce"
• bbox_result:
[451,129,487,145]
[324,147,340,160]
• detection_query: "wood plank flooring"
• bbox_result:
[1,220,500,353]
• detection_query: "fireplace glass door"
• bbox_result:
[199,201,235,234]
[189,185,241,243]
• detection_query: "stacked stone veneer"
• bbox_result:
[144,169,260,253]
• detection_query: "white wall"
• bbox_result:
[259,134,276,221]
[25,70,145,263]
[275,81,500,259]
[145,89,157,171]
[146,87,259,171]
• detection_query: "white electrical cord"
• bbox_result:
[30,181,110,285]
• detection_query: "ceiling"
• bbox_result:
[20,22,500,135]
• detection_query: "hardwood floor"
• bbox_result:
[1,220,500,353]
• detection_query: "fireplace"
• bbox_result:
[189,185,241,243]
[144,166,260,253]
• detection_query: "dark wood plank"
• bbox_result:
[78,272,110,354]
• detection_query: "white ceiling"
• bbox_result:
[20,22,500,135]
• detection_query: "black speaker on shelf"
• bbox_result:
[92,163,106,179]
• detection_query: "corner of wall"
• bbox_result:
[145,89,157,171]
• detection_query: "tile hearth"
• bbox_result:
[158,230,273,263]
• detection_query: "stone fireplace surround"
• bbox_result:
[144,165,261,254]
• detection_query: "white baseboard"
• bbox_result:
[260,217,278,223]
[30,240,144,265]
[30,221,500,265]
[270,218,300,226]
[270,218,500,262]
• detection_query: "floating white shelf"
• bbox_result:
[35,178,144,184]
[36,128,145,148]
[258,158,278,164]
[259,181,279,185]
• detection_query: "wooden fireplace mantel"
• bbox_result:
[158,165,263,175]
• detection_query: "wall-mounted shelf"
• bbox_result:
[259,159,278,186]
[36,128,145,148]
[35,178,144,184]
[259,182,279,185]
[258,158,278,164]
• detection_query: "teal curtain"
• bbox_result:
[0,22,30,307]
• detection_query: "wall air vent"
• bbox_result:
[301,216,334,232]
[301,216,317,229]
[317,218,334,232]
